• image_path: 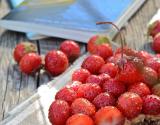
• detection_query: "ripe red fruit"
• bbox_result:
[71,98,96,117]
[45,50,69,76]
[87,35,99,53]
[60,40,80,61]
[99,63,119,78]
[87,35,113,59]
[72,68,90,83]
[145,57,160,72]
[86,75,102,86]
[116,61,142,84]
[48,100,70,125]
[13,42,37,63]
[115,46,137,57]
[94,44,113,60]
[142,95,160,115]
[158,68,160,79]
[148,20,160,38]
[103,79,126,97]
[55,87,78,104]
[152,84,160,96]
[77,83,102,101]
[117,92,143,119]
[156,54,160,58]
[136,51,152,63]
[66,114,94,125]
[152,33,160,53]
[92,92,116,109]
[19,53,41,74]
[128,82,151,97]
[82,55,105,74]
[95,106,125,125]
[106,54,123,64]
[66,81,82,91]
[98,73,111,84]
[141,66,158,86]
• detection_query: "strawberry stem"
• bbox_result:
[96,21,124,69]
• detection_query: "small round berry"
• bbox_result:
[117,92,143,119]
[48,100,70,125]
[142,94,160,115]
[93,92,116,109]
[72,68,90,83]
[95,106,125,125]
[66,114,94,125]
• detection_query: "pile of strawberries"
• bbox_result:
[13,40,80,76]
[48,35,160,125]
[148,19,160,53]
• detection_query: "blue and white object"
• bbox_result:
[1,0,146,42]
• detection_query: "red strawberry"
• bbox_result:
[141,66,158,86]
[82,55,105,74]
[87,35,99,53]
[86,75,102,86]
[103,79,126,97]
[152,33,160,53]
[117,92,143,119]
[98,73,111,84]
[145,57,160,72]
[71,98,96,116]
[93,44,113,60]
[66,81,82,91]
[116,61,142,84]
[48,100,70,125]
[19,53,41,74]
[142,94,160,115]
[148,20,160,38]
[45,50,69,76]
[55,87,78,104]
[114,46,137,57]
[66,114,94,125]
[106,54,123,64]
[128,82,151,97]
[60,40,80,62]
[99,63,119,78]
[95,106,125,125]
[152,84,160,96]
[93,92,116,109]
[156,54,160,58]
[72,68,90,83]
[13,42,37,63]
[77,83,102,101]
[158,68,160,79]
[87,35,113,59]
[136,50,153,63]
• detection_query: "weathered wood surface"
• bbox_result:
[0,0,87,122]
[0,0,160,124]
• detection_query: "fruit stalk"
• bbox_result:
[96,21,125,68]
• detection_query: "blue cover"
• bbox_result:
[4,0,134,32]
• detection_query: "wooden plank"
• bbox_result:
[114,0,159,51]
[0,31,39,120]
[0,31,21,120]
[17,37,39,104]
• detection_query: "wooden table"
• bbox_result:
[0,0,160,124]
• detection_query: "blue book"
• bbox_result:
[1,0,145,42]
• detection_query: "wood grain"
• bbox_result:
[114,0,160,51]
[0,0,87,121]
